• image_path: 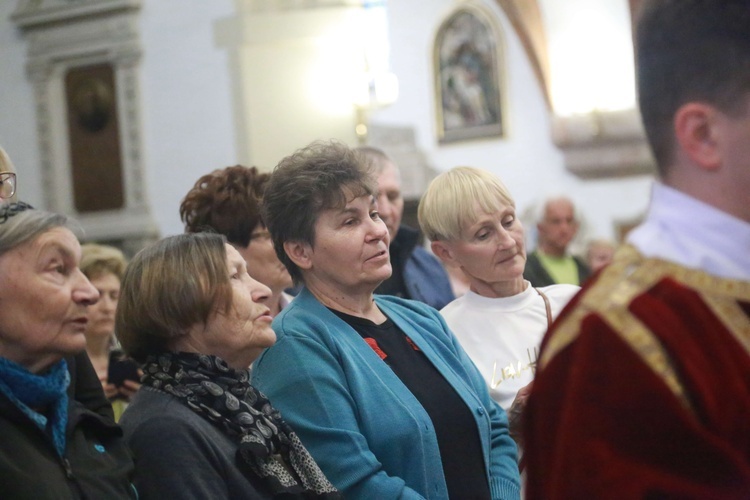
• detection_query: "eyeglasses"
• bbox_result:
[0,172,16,200]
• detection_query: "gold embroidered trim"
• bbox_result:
[539,245,652,368]
[539,245,750,413]
[701,295,750,357]
[614,311,692,410]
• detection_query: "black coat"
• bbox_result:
[0,357,136,499]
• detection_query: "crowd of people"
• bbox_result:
[0,0,748,498]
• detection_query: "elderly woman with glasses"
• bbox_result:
[252,140,520,499]
[0,202,136,498]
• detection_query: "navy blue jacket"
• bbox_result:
[378,225,455,310]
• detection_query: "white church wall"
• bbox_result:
[139,0,237,237]
[0,1,43,205]
[371,0,653,245]
[1,0,653,245]
[0,0,238,238]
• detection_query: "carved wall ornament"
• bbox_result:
[11,0,157,246]
[71,77,112,132]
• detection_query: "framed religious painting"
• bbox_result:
[434,4,506,143]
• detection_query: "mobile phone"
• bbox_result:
[107,350,140,388]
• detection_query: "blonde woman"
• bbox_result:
[419,167,579,419]
[80,243,140,419]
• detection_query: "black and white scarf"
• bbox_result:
[142,352,339,499]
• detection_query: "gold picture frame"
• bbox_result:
[434,4,505,143]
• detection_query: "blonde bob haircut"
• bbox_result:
[419,166,515,242]
[80,243,127,282]
[115,232,232,363]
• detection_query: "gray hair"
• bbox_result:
[533,196,580,224]
[354,146,397,175]
[0,203,81,257]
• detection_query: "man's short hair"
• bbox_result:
[262,140,377,284]
[636,0,750,174]
[533,196,579,226]
[418,166,515,242]
[354,146,397,175]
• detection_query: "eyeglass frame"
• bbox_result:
[0,172,17,200]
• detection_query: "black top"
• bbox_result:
[331,309,491,500]
[66,352,115,420]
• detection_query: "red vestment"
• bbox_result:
[524,245,750,499]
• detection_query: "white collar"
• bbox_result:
[627,183,750,281]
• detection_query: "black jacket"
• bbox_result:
[0,363,136,499]
[67,351,116,420]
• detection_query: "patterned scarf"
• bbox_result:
[0,201,34,224]
[0,357,70,456]
[142,352,340,499]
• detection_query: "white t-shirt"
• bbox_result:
[441,282,579,409]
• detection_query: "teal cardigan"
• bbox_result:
[252,288,520,499]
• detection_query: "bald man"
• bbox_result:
[524,196,591,287]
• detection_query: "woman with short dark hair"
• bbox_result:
[253,140,520,499]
